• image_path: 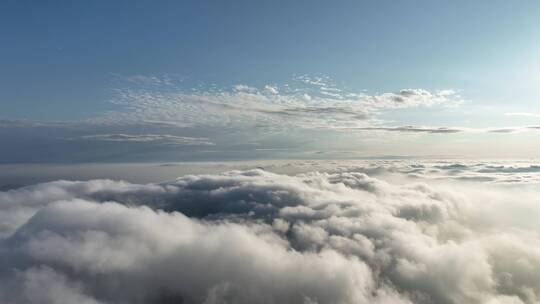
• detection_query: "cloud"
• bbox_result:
[350,126,464,133]
[0,119,71,128]
[505,112,540,118]
[1,166,540,303]
[343,125,540,135]
[307,160,540,184]
[486,126,540,133]
[358,89,463,109]
[295,74,332,87]
[4,76,540,162]
[122,74,174,86]
[90,81,463,131]
[80,134,215,146]
[233,84,258,93]
[264,85,279,95]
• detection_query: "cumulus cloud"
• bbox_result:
[264,85,279,95]
[80,134,215,146]
[1,166,540,303]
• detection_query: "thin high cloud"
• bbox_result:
[80,134,215,146]
[92,77,464,130]
[1,166,540,303]
[505,112,540,118]
[2,76,539,136]
[81,76,540,136]
[339,125,540,134]
[486,126,540,133]
[349,126,464,133]
[3,76,540,162]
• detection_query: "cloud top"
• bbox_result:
[1,165,540,303]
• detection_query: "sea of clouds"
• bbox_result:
[1,161,540,304]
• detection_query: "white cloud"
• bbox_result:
[1,165,540,303]
[233,84,257,93]
[91,83,463,131]
[264,85,279,95]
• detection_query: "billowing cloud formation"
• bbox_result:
[268,160,540,184]
[1,166,540,304]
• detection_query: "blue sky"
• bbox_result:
[1,1,540,162]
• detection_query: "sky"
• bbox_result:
[2,0,540,162]
[4,3,540,303]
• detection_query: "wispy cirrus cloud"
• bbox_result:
[80,134,215,146]
[505,112,540,118]
[345,125,540,134]
[348,126,464,134]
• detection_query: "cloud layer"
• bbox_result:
[3,77,540,162]
[92,81,463,130]
[1,164,540,303]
